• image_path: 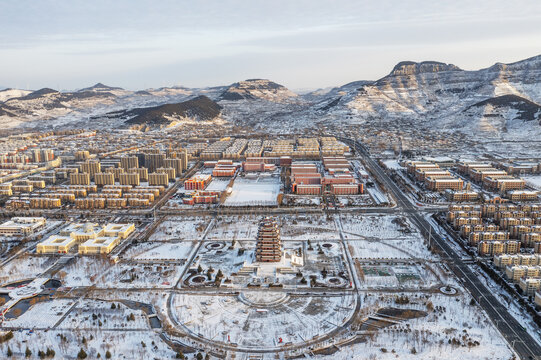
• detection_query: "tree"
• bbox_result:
[321,267,328,279]
[111,303,116,309]
[105,350,112,359]
[7,347,12,357]
[25,347,32,358]
[197,265,203,273]
[82,336,86,344]
[46,348,55,357]
[196,353,203,360]
[176,352,185,359]
[77,348,88,359]
[141,341,146,348]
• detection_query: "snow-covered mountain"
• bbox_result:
[219,79,297,102]
[1,54,540,137]
[111,95,223,129]
[0,88,32,103]
[312,55,541,138]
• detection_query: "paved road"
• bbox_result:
[342,137,541,360]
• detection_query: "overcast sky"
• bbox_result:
[1,0,541,91]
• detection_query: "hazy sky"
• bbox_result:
[1,0,541,91]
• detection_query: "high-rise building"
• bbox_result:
[80,161,101,179]
[121,156,139,171]
[164,158,182,178]
[256,217,282,262]
[107,167,125,181]
[144,153,165,172]
[179,149,189,171]
[149,172,169,186]
[70,173,91,185]
[119,173,140,186]
[129,167,148,181]
[75,150,90,161]
[157,167,175,181]
[95,172,115,186]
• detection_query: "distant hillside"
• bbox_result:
[219,79,297,102]
[124,95,222,125]
[469,94,541,121]
[0,88,32,103]
[78,83,124,92]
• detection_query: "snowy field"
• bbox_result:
[281,215,340,240]
[0,255,56,284]
[61,299,149,330]
[207,216,260,240]
[171,293,356,349]
[128,242,195,261]
[341,214,415,239]
[2,299,74,328]
[323,292,514,360]
[524,175,541,190]
[101,263,183,289]
[0,328,175,359]
[205,178,230,191]
[224,176,281,206]
[358,263,439,289]
[347,237,434,260]
[337,195,374,207]
[282,194,321,206]
[57,256,112,287]
[348,240,411,259]
[382,159,404,170]
[149,216,210,241]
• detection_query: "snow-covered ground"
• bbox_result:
[2,299,74,328]
[171,293,357,349]
[0,328,175,359]
[100,263,183,289]
[224,176,281,207]
[206,178,230,191]
[524,175,541,190]
[341,214,415,239]
[61,299,149,330]
[382,159,404,170]
[281,216,340,240]
[129,242,195,261]
[207,216,260,240]
[319,292,514,360]
[0,255,54,284]
[57,256,112,287]
[149,216,210,241]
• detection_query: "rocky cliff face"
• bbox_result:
[388,61,462,76]
[314,55,541,138]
